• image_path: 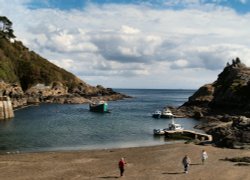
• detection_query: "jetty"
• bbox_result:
[0,96,14,120]
[164,129,213,142]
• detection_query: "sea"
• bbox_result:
[0,89,199,153]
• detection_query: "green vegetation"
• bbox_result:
[0,16,83,91]
[0,16,15,40]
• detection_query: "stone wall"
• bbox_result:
[0,96,14,120]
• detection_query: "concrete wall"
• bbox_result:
[0,96,14,120]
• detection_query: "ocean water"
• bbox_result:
[0,89,198,153]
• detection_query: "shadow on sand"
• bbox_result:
[162,172,185,175]
[190,163,202,166]
[99,176,119,179]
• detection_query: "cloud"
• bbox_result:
[239,0,247,4]
[1,1,250,88]
[121,25,140,34]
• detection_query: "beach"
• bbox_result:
[0,143,249,180]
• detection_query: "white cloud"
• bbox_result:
[171,59,189,69]
[1,1,250,88]
[121,25,140,34]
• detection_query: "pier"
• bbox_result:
[164,129,213,142]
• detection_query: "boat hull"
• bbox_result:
[89,103,108,113]
[160,114,174,118]
[152,114,161,118]
[153,129,166,135]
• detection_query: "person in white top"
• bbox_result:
[201,150,208,164]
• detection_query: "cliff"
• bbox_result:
[0,20,128,112]
[181,58,250,116]
[174,58,250,148]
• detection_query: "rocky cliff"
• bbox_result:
[174,58,250,148]
[0,24,128,111]
[180,58,250,116]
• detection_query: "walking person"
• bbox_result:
[118,157,126,177]
[182,155,191,174]
[201,150,208,165]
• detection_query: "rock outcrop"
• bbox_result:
[0,81,128,112]
[180,58,250,116]
[175,58,250,148]
[197,116,250,149]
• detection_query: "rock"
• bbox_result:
[232,116,250,130]
[27,97,40,104]
[187,84,214,106]
[206,116,250,148]
[0,81,128,110]
[193,111,204,119]
[171,59,250,148]
[64,96,90,104]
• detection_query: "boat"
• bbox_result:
[168,119,184,131]
[160,108,174,118]
[153,128,168,135]
[153,119,183,135]
[152,110,161,118]
[89,100,109,113]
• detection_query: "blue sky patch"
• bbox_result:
[26,0,250,14]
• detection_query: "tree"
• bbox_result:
[235,57,241,64]
[0,16,16,40]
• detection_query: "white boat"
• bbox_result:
[161,108,174,118]
[152,110,161,118]
[168,119,184,131]
[153,128,168,135]
[153,119,183,135]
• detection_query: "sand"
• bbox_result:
[0,143,249,180]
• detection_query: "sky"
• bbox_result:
[1,0,250,89]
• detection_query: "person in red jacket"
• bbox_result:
[118,157,126,177]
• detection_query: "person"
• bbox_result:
[118,157,126,177]
[182,155,191,173]
[201,150,208,164]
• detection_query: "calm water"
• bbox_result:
[0,89,198,153]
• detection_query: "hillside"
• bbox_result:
[173,58,250,148]
[182,58,250,116]
[0,38,85,90]
[0,17,127,108]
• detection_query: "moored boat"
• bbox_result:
[160,108,174,118]
[153,119,184,135]
[152,110,161,118]
[153,128,168,135]
[89,100,109,113]
[168,119,183,130]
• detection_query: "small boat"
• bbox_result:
[160,108,174,118]
[168,119,184,131]
[153,119,183,135]
[152,110,161,118]
[153,128,168,135]
[89,100,109,113]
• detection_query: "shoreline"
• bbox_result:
[0,140,183,155]
[0,143,249,180]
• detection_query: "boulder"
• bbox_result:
[207,116,250,148]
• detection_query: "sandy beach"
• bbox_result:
[0,143,249,180]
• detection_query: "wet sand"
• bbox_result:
[0,143,249,180]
